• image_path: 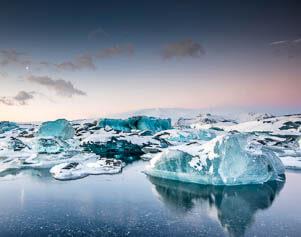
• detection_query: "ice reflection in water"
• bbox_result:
[147,176,285,237]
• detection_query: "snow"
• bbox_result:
[50,158,123,180]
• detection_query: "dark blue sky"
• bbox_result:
[1,0,300,45]
[0,0,301,121]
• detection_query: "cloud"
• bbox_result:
[27,75,86,97]
[294,38,301,43]
[159,40,205,60]
[0,97,14,106]
[40,61,78,71]
[76,53,96,70]
[94,45,121,59]
[0,91,35,106]
[40,59,93,72]
[0,71,8,78]
[0,50,31,67]
[269,38,301,58]
[269,40,288,45]
[88,27,109,40]
[13,91,35,105]
[40,44,133,72]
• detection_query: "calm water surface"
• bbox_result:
[0,160,300,237]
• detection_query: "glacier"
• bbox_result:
[145,134,285,185]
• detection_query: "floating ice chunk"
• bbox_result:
[37,119,75,140]
[145,134,285,185]
[135,116,172,132]
[98,116,172,133]
[34,138,63,153]
[175,113,237,128]
[81,129,162,162]
[50,158,123,180]
[280,156,301,170]
[0,121,18,134]
[155,128,216,143]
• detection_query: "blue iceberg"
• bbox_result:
[34,138,66,154]
[82,137,144,163]
[98,116,172,133]
[0,121,18,134]
[37,119,75,140]
[145,134,285,186]
[156,128,216,143]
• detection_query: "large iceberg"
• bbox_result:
[98,116,172,133]
[145,134,285,185]
[36,119,75,140]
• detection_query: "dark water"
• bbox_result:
[0,161,300,237]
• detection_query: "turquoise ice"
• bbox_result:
[98,116,172,133]
[37,119,75,140]
[145,134,285,185]
[0,121,18,134]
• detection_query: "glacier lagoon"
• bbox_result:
[0,161,300,237]
[0,111,301,236]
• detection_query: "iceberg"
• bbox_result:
[50,158,123,180]
[0,121,18,134]
[81,129,164,162]
[36,119,75,140]
[145,134,285,185]
[155,128,217,143]
[34,138,66,154]
[82,137,145,162]
[98,116,172,133]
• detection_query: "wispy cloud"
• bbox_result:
[40,58,95,71]
[269,40,288,45]
[88,27,109,40]
[159,40,205,60]
[269,38,301,45]
[94,45,121,59]
[76,53,96,70]
[27,75,86,97]
[0,50,31,67]
[13,91,35,105]
[40,61,80,71]
[269,38,301,58]
[0,91,35,106]
[40,44,132,72]
[0,71,8,78]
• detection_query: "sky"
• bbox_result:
[0,0,301,122]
